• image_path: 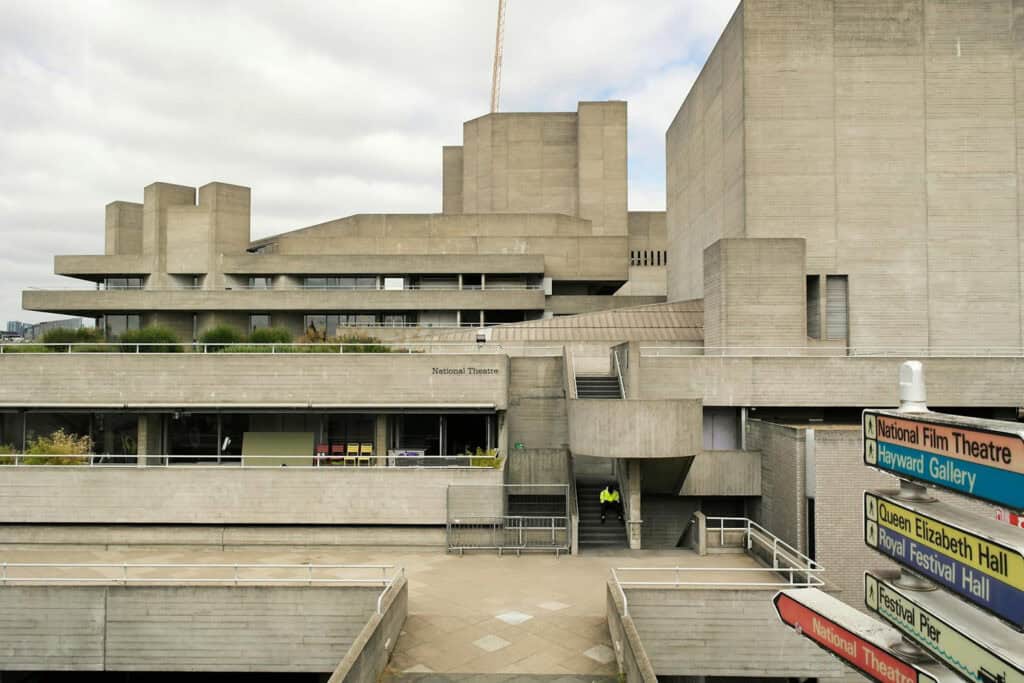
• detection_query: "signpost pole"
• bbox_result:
[895,362,934,504]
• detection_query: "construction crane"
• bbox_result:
[490,0,507,113]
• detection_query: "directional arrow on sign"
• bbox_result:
[773,588,956,683]
[865,571,1024,683]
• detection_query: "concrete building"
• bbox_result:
[4,2,1024,680]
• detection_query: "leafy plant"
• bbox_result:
[199,324,246,351]
[21,429,92,465]
[469,447,502,468]
[41,326,104,351]
[248,327,293,344]
[0,443,14,465]
[119,325,181,352]
[335,333,392,353]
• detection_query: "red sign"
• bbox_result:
[774,592,935,683]
[996,507,1024,529]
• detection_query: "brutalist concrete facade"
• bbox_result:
[668,0,1024,351]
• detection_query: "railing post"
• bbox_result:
[122,563,128,585]
[234,564,238,585]
[2,562,6,585]
[307,564,313,585]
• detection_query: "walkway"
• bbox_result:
[0,544,759,677]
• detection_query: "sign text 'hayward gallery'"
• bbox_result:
[863,410,1024,510]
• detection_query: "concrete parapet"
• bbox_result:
[606,581,659,683]
[329,576,407,683]
[568,399,701,459]
[0,466,504,526]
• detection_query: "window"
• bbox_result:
[104,314,141,338]
[302,277,376,290]
[826,275,849,340]
[104,277,143,290]
[248,277,272,290]
[383,277,405,291]
[806,275,821,340]
[249,314,271,332]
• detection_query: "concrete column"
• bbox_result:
[136,414,162,467]
[627,459,642,549]
[374,414,388,466]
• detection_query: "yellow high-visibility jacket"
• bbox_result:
[600,488,620,503]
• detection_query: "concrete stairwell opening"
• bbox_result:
[574,374,622,399]
[575,479,627,549]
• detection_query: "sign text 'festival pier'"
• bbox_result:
[865,572,1024,683]
[863,409,1024,510]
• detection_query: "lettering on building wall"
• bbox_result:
[432,367,499,376]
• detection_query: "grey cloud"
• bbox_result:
[0,0,737,324]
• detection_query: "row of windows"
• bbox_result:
[630,250,667,267]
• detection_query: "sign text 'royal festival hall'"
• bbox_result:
[863,410,1024,510]
[864,491,1024,630]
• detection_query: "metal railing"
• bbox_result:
[446,516,570,556]
[610,564,825,617]
[0,341,509,354]
[0,563,403,613]
[613,347,626,399]
[705,516,823,584]
[27,284,544,292]
[640,345,1024,358]
[0,453,503,469]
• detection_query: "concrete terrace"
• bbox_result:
[0,545,762,677]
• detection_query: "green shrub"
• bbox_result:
[335,334,392,353]
[248,327,293,344]
[468,447,502,468]
[199,325,246,351]
[21,429,91,465]
[41,327,104,351]
[0,344,48,353]
[119,325,181,352]
[0,443,14,465]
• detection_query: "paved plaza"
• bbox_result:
[0,543,759,677]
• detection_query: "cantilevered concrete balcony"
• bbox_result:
[220,253,545,275]
[23,286,546,315]
[54,254,151,277]
[567,399,701,460]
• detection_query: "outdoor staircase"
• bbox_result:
[576,481,628,549]
[574,374,622,399]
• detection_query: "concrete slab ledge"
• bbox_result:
[0,525,447,549]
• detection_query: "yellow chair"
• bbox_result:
[358,443,373,466]
[345,443,359,466]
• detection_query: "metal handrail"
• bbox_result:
[564,346,577,399]
[0,453,502,469]
[27,284,545,292]
[705,516,822,574]
[613,348,626,399]
[0,341,510,354]
[0,562,404,612]
[639,345,1024,358]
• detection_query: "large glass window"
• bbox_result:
[249,314,271,332]
[167,413,219,460]
[248,277,272,290]
[104,314,141,339]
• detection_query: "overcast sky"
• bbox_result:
[0,0,737,324]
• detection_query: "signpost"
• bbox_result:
[772,588,953,683]
[864,491,1024,629]
[865,572,1024,683]
[863,409,1024,511]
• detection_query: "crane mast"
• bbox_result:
[490,0,507,113]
